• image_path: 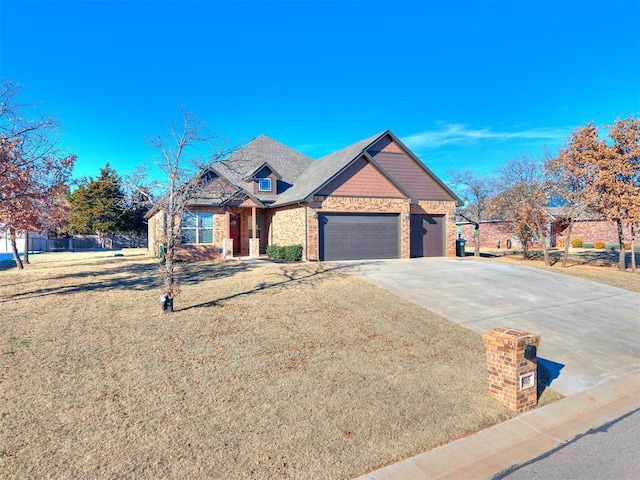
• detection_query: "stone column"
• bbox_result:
[482,327,541,413]
[249,238,260,258]
[222,238,233,259]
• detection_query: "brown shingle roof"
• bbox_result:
[214,134,312,202]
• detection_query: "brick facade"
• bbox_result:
[459,222,515,249]
[559,219,633,245]
[460,219,635,250]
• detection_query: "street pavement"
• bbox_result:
[494,408,640,480]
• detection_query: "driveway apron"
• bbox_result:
[348,257,640,396]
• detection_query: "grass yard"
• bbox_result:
[478,249,640,293]
[1,251,553,479]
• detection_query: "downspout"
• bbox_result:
[297,201,308,261]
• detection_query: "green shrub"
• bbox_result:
[266,245,285,259]
[582,242,594,249]
[571,237,583,248]
[594,241,606,249]
[267,244,302,261]
[605,243,618,251]
[284,244,303,262]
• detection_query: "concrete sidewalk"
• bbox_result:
[356,369,640,480]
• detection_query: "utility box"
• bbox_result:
[482,327,541,413]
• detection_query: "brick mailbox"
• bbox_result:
[482,327,541,413]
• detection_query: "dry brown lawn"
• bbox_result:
[1,251,557,479]
[479,248,640,293]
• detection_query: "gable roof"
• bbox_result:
[271,131,391,206]
[272,130,463,207]
[147,130,462,217]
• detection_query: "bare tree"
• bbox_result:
[149,109,236,312]
[490,155,552,264]
[448,169,496,256]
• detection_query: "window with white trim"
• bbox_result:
[181,212,214,244]
[258,177,272,191]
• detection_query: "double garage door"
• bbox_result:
[318,213,445,261]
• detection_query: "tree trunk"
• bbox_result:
[534,219,550,266]
[9,228,23,269]
[474,223,480,257]
[631,224,637,273]
[23,232,30,264]
[522,239,529,260]
[616,219,626,271]
[161,187,178,313]
[561,218,575,268]
[540,231,550,266]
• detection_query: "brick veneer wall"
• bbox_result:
[482,327,540,413]
[174,207,228,261]
[412,200,457,256]
[459,222,515,249]
[461,219,634,250]
[563,220,633,244]
[147,211,164,256]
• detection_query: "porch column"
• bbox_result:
[223,211,233,259]
[249,206,259,258]
[252,206,257,239]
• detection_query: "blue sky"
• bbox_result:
[1,0,638,186]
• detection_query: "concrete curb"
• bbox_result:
[356,369,640,480]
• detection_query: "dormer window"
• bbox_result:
[258,177,272,192]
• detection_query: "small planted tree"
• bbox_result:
[490,156,551,264]
[150,109,235,312]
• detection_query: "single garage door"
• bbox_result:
[410,214,445,257]
[319,213,400,261]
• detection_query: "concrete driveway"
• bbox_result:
[348,257,640,396]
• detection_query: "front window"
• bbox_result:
[181,212,214,244]
[258,177,272,191]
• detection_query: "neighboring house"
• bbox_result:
[146,130,463,261]
[457,208,635,249]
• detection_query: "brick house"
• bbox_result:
[146,130,462,261]
[457,210,635,250]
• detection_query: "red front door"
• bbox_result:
[229,214,241,254]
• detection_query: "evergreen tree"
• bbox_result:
[66,164,125,247]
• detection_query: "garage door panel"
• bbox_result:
[319,213,400,261]
[410,214,444,257]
